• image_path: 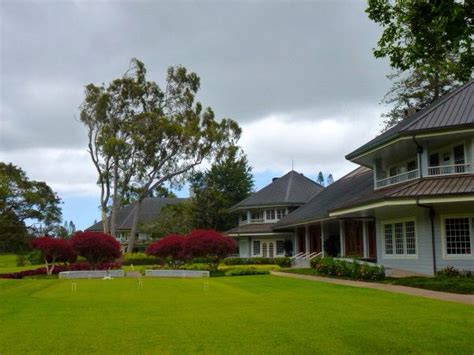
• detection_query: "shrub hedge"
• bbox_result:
[222,257,291,267]
[122,253,162,266]
[225,267,270,276]
[310,257,385,281]
[0,262,121,279]
[436,266,473,278]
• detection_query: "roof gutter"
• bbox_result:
[416,199,437,275]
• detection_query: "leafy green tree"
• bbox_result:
[317,171,324,186]
[119,61,241,252]
[0,162,61,230]
[366,0,473,129]
[0,210,31,253]
[190,148,254,231]
[141,201,194,239]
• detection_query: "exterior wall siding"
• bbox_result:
[375,202,474,275]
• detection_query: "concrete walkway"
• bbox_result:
[271,271,474,305]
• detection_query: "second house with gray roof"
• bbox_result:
[225,170,323,258]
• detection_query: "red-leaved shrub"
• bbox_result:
[146,234,186,266]
[184,229,236,271]
[31,236,77,275]
[71,231,121,268]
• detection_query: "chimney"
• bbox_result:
[404,107,417,119]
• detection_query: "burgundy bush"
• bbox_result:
[31,236,77,275]
[184,229,237,271]
[146,234,186,266]
[71,231,121,268]
[0,262,121,279]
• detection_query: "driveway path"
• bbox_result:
[271,271,474,305]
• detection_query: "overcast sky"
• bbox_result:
[0,0,392,229]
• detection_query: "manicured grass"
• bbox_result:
[281,268,474,294]
[0,254,40,273]
[0,276,473,354]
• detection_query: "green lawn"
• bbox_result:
[0,276,473,354]
[0,253,40,273]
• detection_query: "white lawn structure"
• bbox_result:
[145,270,210,278]
[58,270,125,279]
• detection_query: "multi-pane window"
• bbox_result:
[239,213,248,223]
[383,220,417,256]
[405,221,416,254]
[444,217,472,256]
[276,240,285,255]
[253,241,261,256]
[266,209,276,220]
[250,211,263,221]
[276,209,286,220]
[384,224,393,254]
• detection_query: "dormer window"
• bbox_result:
[250,211,263,223]
[276,208,286,219]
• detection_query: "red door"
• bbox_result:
[309,225,321,253]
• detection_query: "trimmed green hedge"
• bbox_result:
[225,267,270,276]
[311,257,385,281]
[122,253,162,266]
[222,257,291,267]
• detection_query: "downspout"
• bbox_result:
[416,199,437,275]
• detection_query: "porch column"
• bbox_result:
[305,225,310,255]
[294,228,299,254]
[321,221,325,257]
[362,221,368,258]
[339,220,345,257]
[248,237,252,257]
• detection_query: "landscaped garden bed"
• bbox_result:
[280,257,474,294]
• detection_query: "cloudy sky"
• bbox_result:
[0,0,391,229]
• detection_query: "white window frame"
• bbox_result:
[381,218,418,259]
[440,214,474,259]
[265,209,276,221]
[252,239,285,257]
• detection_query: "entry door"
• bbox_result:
[268,242,274,258]
[262,242,268,257]
[345,221,363,257]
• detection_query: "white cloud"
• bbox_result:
[0,148,98,197]
[240,107,383,180]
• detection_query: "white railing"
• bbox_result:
[308,252,322,260]
[291,252,322,260]
[375,169,419,189]
[428,163,471,176]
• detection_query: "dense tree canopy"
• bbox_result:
[190,148,253,231]
[0,162,62,228]
[366,0,473,129]
[80,59,241,252]
[31,236,77,275]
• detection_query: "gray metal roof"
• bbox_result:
[273,167,374,228]
[346,80,474,160]
[332,175,474,212]
[225,223,276,235]
[86,197,187,232]
[230,170,323,211]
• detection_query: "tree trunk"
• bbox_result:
[110,162,119,238]
[127,199,143,253]
[101,205,109,234]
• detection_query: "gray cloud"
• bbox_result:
[1,0,390,152]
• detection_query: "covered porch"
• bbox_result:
[293,218,376,261]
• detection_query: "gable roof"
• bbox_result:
[229,170,323,211]
[346,80,474,160]
[273,167,373,228]
[86,197,187,232]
